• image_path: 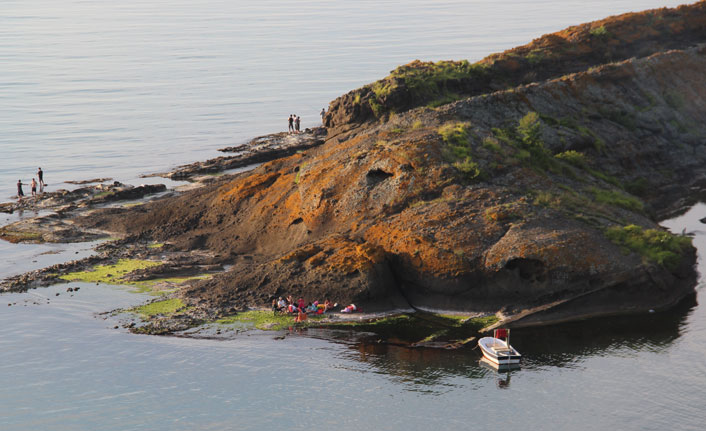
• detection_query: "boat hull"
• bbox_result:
[478,337,522,365]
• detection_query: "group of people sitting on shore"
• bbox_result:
[271,295,361,321]
[16,167,45,199]
[272,295,335,318]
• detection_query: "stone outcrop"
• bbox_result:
[72,4,706,326]
[148,128,326,181]
[0,182,167,243]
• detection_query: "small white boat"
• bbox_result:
[478,328,521,366]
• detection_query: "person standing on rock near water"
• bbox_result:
[30,178,37,197]
[320,108,325,124]
[288,114,294,133]
[16,179,25,199]
[295,115,301,133]
[37,167,44,189]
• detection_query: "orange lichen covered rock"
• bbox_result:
[77,4,705,324]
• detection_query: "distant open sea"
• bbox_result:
[0,0,688,201]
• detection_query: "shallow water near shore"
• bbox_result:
[0,204,705,430]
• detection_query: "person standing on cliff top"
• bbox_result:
[288,115,294,133]
[320,108,325,124]
[295,116,301,133]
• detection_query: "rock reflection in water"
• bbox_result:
[298,292,696,394]
[349,340,485,390]
[512,293,697,369]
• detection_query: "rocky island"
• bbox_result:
[3,2,706,341]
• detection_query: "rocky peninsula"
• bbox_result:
[3,2,706,340]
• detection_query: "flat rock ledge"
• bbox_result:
[0,182,167,244]
[147,127,326,180]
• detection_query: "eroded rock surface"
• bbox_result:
[9,4,706,330]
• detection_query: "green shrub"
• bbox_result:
[589,25,611,39]
[588,169,621,187]
[439,122,483,181]
[482,136,502,152]
[518,112,542,147]
[589,187,643,212]
[369,99,384,117]
[365,60,491,117]
[439,122,470,145]
[625,178,649,197]
[453,158,481,180]
[533,191,561,209]
[371,81,394,99]
[526,49,544,65]
[605,224,692,269]
[427,92,461,108]
[555,150,587,168]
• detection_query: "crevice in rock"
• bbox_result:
[384,255,420,312]
[366,168,394,187]
[505,258,547,282]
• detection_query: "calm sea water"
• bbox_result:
[0,204,704,431]
[0,0,688,199]
[1,1,703,430]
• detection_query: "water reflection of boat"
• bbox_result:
[479,356,521,372]
[479,357,517,388]
[478,329,521,366]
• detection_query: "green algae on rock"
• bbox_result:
[216,310,327,331]
[131,298,187,317]
[59,259,161,284]
[59,259,212,294]
[0,228,42,244]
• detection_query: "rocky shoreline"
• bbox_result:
[2,4,706,344]
[145,127,326,181]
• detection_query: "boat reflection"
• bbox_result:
[301,293,697,391]
[479,357,519,388]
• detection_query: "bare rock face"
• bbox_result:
[75,4,706,325]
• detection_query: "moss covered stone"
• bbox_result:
[60,259,161,284]
[132,298,186,317]
[59,259,211,294]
